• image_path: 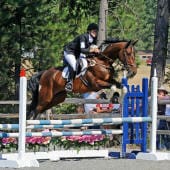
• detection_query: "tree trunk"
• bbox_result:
[97,0,108,46]
[151,0,169,87]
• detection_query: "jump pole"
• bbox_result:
[0,69,39,168]
[136,69,170,160]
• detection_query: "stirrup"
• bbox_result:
[65,81,73,92]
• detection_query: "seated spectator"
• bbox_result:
[95,92,113,113]
[110,92,120,103]
[82,92,99,114]
[110,92,121,113]
[82,91,100,129]
[76,104,84,114]
[156,86,170,150]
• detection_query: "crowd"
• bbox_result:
[82,91,121,114]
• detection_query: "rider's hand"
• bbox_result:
[90,48,100,53]
[94,48,100,53]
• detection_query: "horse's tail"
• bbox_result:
[27,71,44,112]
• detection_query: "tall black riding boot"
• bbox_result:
[65,70,76,92]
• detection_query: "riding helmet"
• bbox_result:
[87,23,99,31]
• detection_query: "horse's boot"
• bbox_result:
[65,70,76,92]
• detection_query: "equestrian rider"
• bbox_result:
[63,23,100,91]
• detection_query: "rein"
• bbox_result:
[87,58,112,70]
[99,52,114,63]
[100,42,136,70]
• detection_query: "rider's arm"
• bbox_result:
[79,35,91,54]
[79,34,100,54]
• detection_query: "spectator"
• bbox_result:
[76,104,84,114]
[82,92,99,114]
[82,91,100,129]
[110,92,121,113]
[156,86,170,150]
[95,92,113,113]
[110,92,120,103]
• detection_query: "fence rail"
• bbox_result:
[0,98,110,105]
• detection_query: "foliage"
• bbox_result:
[0,134,109,152]
[0,0,157,99]
[53,103,77,114]
[107,0,157,50]
[51,135,109,151]
[164,66,170,87]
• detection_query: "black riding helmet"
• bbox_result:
[87,23,99,31]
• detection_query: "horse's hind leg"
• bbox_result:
[27,109,38,120]
[49,90,67,107]
[31,91,67,120]
[29,82,54,119]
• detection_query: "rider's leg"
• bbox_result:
[79,54,88,72]
[64,52,77,91]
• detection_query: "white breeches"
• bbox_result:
[64,52,77,71]
[64,52,88,72]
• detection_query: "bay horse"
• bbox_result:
[27,39,138,119]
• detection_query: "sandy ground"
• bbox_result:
[0,158,170,170]
[128,64,151,87]
[128,64,170,91]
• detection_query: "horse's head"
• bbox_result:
[118,40,137,78]
[101,39,138,78]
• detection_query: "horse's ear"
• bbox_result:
[125,40,131,49]
[132,39,138,46]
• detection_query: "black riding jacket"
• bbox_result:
[64,33,97,58]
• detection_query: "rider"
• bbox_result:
[63,23,100,91]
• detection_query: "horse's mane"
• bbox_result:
[99,38,129,51]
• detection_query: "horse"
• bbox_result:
[27,39,138,119]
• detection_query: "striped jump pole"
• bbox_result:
[0,129,123,138]
[26,117,152,125]
[0,123,113,130]
[0,69,39,168]
[0,116,152,130]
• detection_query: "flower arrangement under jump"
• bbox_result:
[0,130,109,152]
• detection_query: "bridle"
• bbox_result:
[122,46,136,71]
[87,57,113,71]
[87,41,136,73]
[100,43,136,71]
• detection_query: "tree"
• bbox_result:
[0,0,159,99]
[151,0,169,87]
[107,0,156,50]
[98,0,108,46]
[0,0,100,99]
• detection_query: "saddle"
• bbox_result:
[62,58,88,79]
